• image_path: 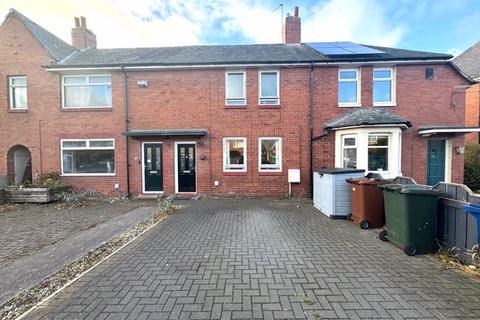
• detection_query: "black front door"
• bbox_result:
[177,144,196,192]
[144,143,163,192]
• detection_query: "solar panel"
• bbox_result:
[307,41,385,57]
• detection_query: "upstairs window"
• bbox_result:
[373,68,395,105]
[61,139,115,175]
[223,137,246,172]
[9,76,28,109]
[225,71,246,105]
[368,134,389,172]
[338,69,360,106]
[62,75,112,108]
[259,71,279,105]
[259,137,282,172]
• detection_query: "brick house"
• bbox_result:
[453,41,480,144]
[0,8,476,197]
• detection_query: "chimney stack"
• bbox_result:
[283,6,301,44]
[71,16,97,49]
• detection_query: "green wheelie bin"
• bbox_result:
[378,184,442,256]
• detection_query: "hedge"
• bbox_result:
[465,143,480,191]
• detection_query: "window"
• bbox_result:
[9,76,27,109]
[62,75,112,108]
[341,135,357,169]
[61,139,115,175]
[425,67,434,80]
[259,71,279,105]
[225,71,246,105]
[259,137,282,172]
[368,134,389,171]
[373,68,395,105]
[223,138,246,172]
[338,69,360,106]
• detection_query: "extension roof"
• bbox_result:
[325,108,412,130]
[453,41,480,81]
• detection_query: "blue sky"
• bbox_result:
[1,0,480,54]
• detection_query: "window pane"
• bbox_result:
[261,73,278,97]
[62,141,87,148]
[64,76,87,84]
[373,70,391,78]
[338,82,357,103]
[89,140,114,148]
[228,140,244,165]
[13,87,27,108]
[63,150,115,174]
[11,77,26,85]
[373,80,392,102]
[261,140,278,165]
[343,137,355,146]
[89,76,111,84]
[343,148,357,169]
[339,71,357,80]
[368,135,388,146]
[227,73,244,98]
[368,148,388,171]
[65,85,112,107]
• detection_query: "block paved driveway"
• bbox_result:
[30,199,480,319]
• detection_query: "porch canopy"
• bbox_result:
[123,128,208,138]
[418,126,480,137]
[324,108,412,131]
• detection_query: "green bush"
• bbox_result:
[464,143,480,191]
[37,172,64,188]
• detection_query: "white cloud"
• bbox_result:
[0,0,405,48]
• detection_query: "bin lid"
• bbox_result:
[346,177,391,185]
[317,168,365,175]
[379,184,442,196]
[464,204,480,215]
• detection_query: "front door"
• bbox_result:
[427,140,445,185]
[144,143,163,192]
[177,143,196,192]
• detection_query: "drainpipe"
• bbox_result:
[121,66,131,198]
[309,62,315,197]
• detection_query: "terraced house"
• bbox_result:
[0,8,476,197]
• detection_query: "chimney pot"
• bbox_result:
[283,7,301,44]
[71,16,97,49]
[74,17,80,28]
[294,6,299,17]
[80,16,86,29]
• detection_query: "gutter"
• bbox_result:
[121,66,131,198]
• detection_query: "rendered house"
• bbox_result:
[0,8,475,197]
[453,41,480,144]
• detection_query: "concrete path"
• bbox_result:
[0,206,156,305]
[28,199,480,319]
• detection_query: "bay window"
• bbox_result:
[338,69,360,106]
[342,135,357,169]
[62,75,112,108]
[368,134,389,171]
[259,71,279,105]
[225,71,246,105]
[223,137,246,172]
[259,137,282,172]
[61,139,115,175]
[9,76,28,109]
[373,68,395,105]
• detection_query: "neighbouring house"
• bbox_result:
[0,7,476,197]
[453,41,480,144]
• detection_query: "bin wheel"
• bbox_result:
[404,244,417,256]
[360,220,370,229]
[379,230,388,242]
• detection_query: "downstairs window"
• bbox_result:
[61,139,115,175]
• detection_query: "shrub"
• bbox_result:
[37,172,64,188]
[464,143,480,191]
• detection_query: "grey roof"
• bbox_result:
[6,9,76,61]
[325,108,412,130]
[123,129,208,137]
[55,43,452,68]
[453,41,480,81]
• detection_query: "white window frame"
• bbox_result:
[60,138,115,176]
[225,71,246,106]
[223,137,247,172]
[338,68,361,107]
[61,75,112,109]
[367,133,390,172]
[335,127,402,179]
[258,70,280,105]
[9,76,28,109]
[373,67,396,106]
[258,137,282,172]
[341,134,357,169]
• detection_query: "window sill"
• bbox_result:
[373,103,397,107]
[338,104,362,108]
[223,171,247,176]
[259,105,281,109]
[61,174,116,177]
[62,107,113,112]
[225,105,247,109]
[8,109,28,113]
[259,171,282,176]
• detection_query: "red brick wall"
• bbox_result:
[465,82,480,144]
